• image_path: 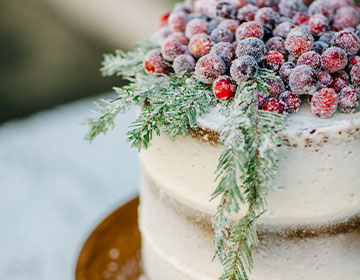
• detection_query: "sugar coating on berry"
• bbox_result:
[168,12,188,33]
[211,28,235,43]
[338,85,360,113]
[330,77,350,92]
[230,55,259,83]
[195,54,226,83]
[216,2,237,19]
[311,41,328,54]
[213,75,237,100]
[161,38,185,61]
[308,14,328,36]
[266,36,287,56]
[210,42,236,67]
[173,54,196,74]
[218,19,240,34]
[317,71,333,88]
[289,65,317,95]
[264,51,285,71]
[257,90,269,108]
[285,27,314,57]
[143,49,169,74]
[308,0,334,19]
[194,0,218,18]
[236,21,264,41]
[349,56,360,69]
[294,12,309,26]
[279,62,295,84]
[350,64,360,85]
[185,18,209,39]
[330,0,354,10]
[189,33,213,58]
[311,88,339,118]
[332,31,360,55]
[273,22,294,39]
[236,37,266,62]
[297,51,322,73]
[333,7,360,31]
[255,7,280,32]
[237,4,259,21]
[279,91,301,113]
[278,0,307,18]
[262,98,286,114]
[321,47,348,73]
[266,78,286,98]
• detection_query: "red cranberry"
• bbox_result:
[266,78,286,97]
[332,31,360,55]
[289,65,317,95]
[279,62,295,83]
[317,71,333,88]
[159,12,170,27]
[285,27,314,57]
[330,78,350,92]
[218,19,240,34]
[195,54,226,84]
[185,18,209,39]
[255,7,280,32]
[321,47,348,73]
[333,70,349,81]
[350,64,360,85]
[266,37,287,56]
[338,85,360,113]
[189,34,213,58]
[236,21,264,41]
[237,4,259,21]
[308,0,335,19]
[262,98,286,114]
[143,49,169,74]
[230,0,250,9]
[330,0,354,10]
[278,0,307,18]
[168,12,188,33]
[173,54,196,74]
[311,88,339,118]
[216,2,238,19]
[257,90,269,108]
[168,32,189,45]
[211,28,235,43]
[213,75,237,100]
[294,12,309,26]
[349,56,360,69]
[273,22,294,38]
[332,7,360,31]
[230,55,259,83]
[264,51,285,71]
[308,14,328,36]
[297,51,322,72]
[210,42,236,67]
[279,91,301,113]
[236,37,266,62]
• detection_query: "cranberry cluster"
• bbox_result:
[144,0,360,118]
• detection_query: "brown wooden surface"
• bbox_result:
[76,197,142,280]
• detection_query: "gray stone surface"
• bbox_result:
[0,98,139,280]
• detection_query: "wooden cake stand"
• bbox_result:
[76,197,143,280]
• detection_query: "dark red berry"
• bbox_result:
[159,12,170,27]
[338,85,360,113]
[311,41,328,54]
[266,78,286,97]
[294,12,309,26]
[210,42,236,67]
[332,31,360,55]
[253,0,273,8]
[189,33,213,58]
[262,98,286,114]
[168,12,188,33]
[173,54,196,74]
[311,88,339,118]
[236,37,266,62]
[230,55,259,83]
[257,90,269,108]
[289,65,317,95]
[279,91,301,113]
[211,28,235,43]
[308,0,334,19]
[143,49,169,74]
[218,19,240,34]
[350,64,360,85]
[333,7,360,31]
[273,22,294,38]
[297,51,322,72]
[308,14,328,36]
[195,54,226,84]
[213,75,237,100]
[216,2,237,19]
[255,7,280,32]
[330,78,350,92]
[278,0,307,18]
[285,27,314,57]
[230,0,250,9]
[236,21,264,41]
[161,38,185,61]
[185,18,209,39]
[237,4,259,21]
[266,37,287,56]
[317,71,333,88]
[333,70,349,81]
[264,51,285,71]
[321,47,348,73]
[279,62,295,83]
[349,56,360,69]
[168,32,189,45]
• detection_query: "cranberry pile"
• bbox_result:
[144,0,360,118]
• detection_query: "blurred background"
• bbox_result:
[0,0,178,279]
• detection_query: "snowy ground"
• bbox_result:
[0,98,139,280]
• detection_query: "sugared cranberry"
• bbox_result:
[195,54,226,84]
[230,55,259,82]
[294,12,309,26]
[159,12,170,27]
[279,62,295,83]
[289,65,317,95]
[349,56,360,69]
[338,85,360,113]
[257,90,269,108]
[213,75,237,100]
[262,98,286,114]
[317,71,333,88]
[308,0,334,19]
[161,38,185,61]
[173,54,196,74]
[273,22,294,38]
[168,32,189,45]
[211,28,234,43]
[185,18,209,39]
[330,78,350,92]
[311,88,339,118]
[311,41,328,54]
[285,27,314,57]
[189,33,213,58]
[333,70,349,81]
[236,21,264,41]
[332,7,360,31]
[332,31,360,55]
[237,4,259,21]
[218,19,240,34]
[308,14,328,36]
[210,42,236,67]
[236,37,266,62]
[264,51,285,71]
[143,49,169,74]
[278,0,307,17]
[266,37,287,56]
[297,51,322,72]
[253,0,273,8]
[266,78,286,97]
[350,64,360,85]
[330,0,355,10]
[321,47,348,73]
[279,91,301,113]
[255,7,280,32]
[231,0,250,9]
[168,12,188,33]
[216,2,237,19]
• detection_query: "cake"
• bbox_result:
[86,0,360,279]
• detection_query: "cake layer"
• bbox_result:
[139,106,360,224]
[139,176,360,280]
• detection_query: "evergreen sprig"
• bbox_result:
[212,69,285,280]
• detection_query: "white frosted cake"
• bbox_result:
[139,105,360,279]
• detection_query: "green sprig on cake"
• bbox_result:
[86,0,360,279]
